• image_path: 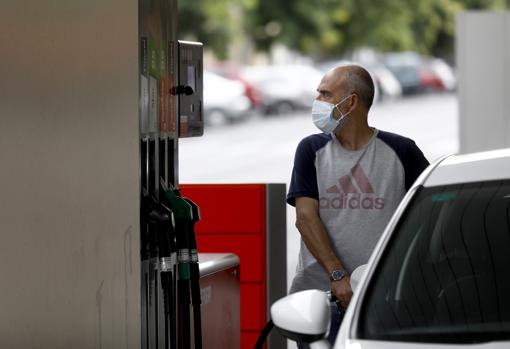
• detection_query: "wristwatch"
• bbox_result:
[330,269,347,282]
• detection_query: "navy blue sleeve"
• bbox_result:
[402,139,429,190]
[377,131,430,191]
[287,134,330,206]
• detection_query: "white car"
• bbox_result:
[271,148,510,349]
[203,71,251,125]
[241,64,323,115]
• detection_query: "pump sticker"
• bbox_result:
[140,75,149,134]
[148,76,159,133]
[180,114,189,137]
[159,77,167,132]
[167,40,177,136]
[167,75,176,136]
[159,42,168,133]
[140,37,149,135]
[149,41,158,79]
[141,37,148,76]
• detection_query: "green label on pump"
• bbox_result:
[149,41,158,78]
[160,41,166,76]
[178,263,191,280]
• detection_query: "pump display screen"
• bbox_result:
[187,66,196,92]
[178,40,203,138]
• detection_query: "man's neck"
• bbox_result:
[335,121,374,151]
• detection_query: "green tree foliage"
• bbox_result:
[179,0,235,59]
[178,0,507,60]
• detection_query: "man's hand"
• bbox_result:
[331,276,353,309]
[295,197,352,307]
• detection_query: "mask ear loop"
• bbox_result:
[333,94,354,124]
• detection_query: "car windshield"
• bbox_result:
[359,180,510,344]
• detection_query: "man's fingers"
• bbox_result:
[339,292,353,308]
[331,280,353,308]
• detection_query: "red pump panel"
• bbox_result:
[180,184,268,348]
[181,184,264,234]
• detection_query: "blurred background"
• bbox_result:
[177,0,508,127]
[176,3,509,346]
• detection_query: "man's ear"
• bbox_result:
[344,93,358,113]
[350,93,359,109]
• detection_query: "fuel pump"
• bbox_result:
[140,165,178,349]
[140,0,203,347]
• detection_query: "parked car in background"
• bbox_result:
[383,52,425,94]
[383,52,456,94]
[270,148,510,349]
[209,62,264,109]
[203,70,252,126]
[317,60,402,102]
[426,57,456,92]
[241,64,323,115]
[364,61,403,101]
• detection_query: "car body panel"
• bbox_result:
[337,339,510,349]
[424,148,510,187]
[334,148,510,349]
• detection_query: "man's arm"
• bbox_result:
[295,196,353,307]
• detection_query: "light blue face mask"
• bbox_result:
[312,94,353,134]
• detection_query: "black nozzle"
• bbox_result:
[146,204,175,259]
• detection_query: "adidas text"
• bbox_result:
[319,193,385,210]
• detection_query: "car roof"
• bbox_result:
[423,148,510,187]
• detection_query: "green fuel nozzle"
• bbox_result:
[161,189,194,280]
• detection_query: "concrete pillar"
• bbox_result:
[456,11,510,153]
[0,1,140,348]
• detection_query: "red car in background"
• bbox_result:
[209,62,263,109]
[384,52,456,94]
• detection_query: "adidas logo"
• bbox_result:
[320,164,385,210]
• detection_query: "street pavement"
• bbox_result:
[180,93,458,183]
[179,93,458,345]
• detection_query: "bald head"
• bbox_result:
[329,65,375,110]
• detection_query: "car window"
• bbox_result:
[358,180,510,344]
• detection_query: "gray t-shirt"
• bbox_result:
[287,129,429,293]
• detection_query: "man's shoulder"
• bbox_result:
[376,130,429,189]
[297,133,332,151]
[376,129,422,154]
[376,129,414,146]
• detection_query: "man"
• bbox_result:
[287,65,429,346]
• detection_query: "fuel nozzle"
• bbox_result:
[182,197,202,349]
[183,198,200,262]
[325,291,345,315]
[160,189,193,277]
[148,205,175,258]
[160,188,204,349]
[159,189,195,349]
